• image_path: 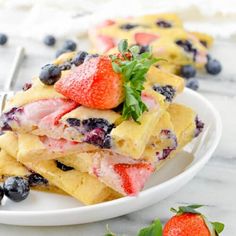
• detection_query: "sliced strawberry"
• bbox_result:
[97,19,116,28]
[134,32,159,46]
[40,136,79,152]
[97,35,116,52]
[113,163,154,195]
[23,98,78,125]
[55,56,124,110]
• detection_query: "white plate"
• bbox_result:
[0,88,222,226]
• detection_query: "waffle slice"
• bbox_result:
[0,132,122,205]
[8,102,197,196]
[89,13,211,72]
[56,103,202,196]
[0,65,184,160]
[0,149,65,194]
[0,132,65,194]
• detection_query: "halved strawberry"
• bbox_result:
[163,205,225,236]
[113,163,154,195]
[55,56,124,110]
[97,35,116,52]
[134,32,159,46]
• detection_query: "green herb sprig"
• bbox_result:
[110,39,161,122]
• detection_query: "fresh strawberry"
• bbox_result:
[97,35,116,52]
[134,32,159,46]
[113,162,154,195]
[163,205,224,236]
[55,56,124,109]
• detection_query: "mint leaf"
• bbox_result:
[211,222,225,235]
[118,39,128,54]
[112,62,121,73]
[112,39,160,122]
[137,219,162,236]
[129,45,140,57]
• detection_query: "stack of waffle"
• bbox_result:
[0,52,204,205]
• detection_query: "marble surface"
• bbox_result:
[0,8,236,236]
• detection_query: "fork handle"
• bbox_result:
[4,46,25,91]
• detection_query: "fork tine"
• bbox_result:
[0,93,7,113]
[4,46,25,91]
[0,91,15,112]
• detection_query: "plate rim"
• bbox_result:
[0,88,222,218]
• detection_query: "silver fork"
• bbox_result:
[0,46,25,112]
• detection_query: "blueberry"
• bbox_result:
[195,116,204,137]
[102,134,112,148]
[186,78,199,91]
[81,118,114,148]
[55,49,72,58]
[82,118,111,132]
[152,85,176,102]
[28,173,48,187]
[56,161,74,171]
[22,83,32,91]
[84,128,106,148]
[120,24,139,30]
[205,59,222,75]
[59,62,72,71]
[43,35,56,46]
[176,40,192,52]
[39,64,61,85]
[156,20,172,28]
[71,51,89,66]
[66,118,81,127]
[180,65,196,79]
[0,107,23,132]
[176,40,197,61]
[62,40,77,51]
[0,186,4,202]
[0,33,8,45]
[3,177,30,202]
[156,147,174,160]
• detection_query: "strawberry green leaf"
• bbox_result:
[178,206,201,214]
[170,207,178,213]
[112,62,121,73]
[211,222,225,235]
[137,219,163,236]
[104,224,118,236]
[118,39,128,54]
[171,205,203,215]
[187,204,203,209]
[129,45,140,57]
